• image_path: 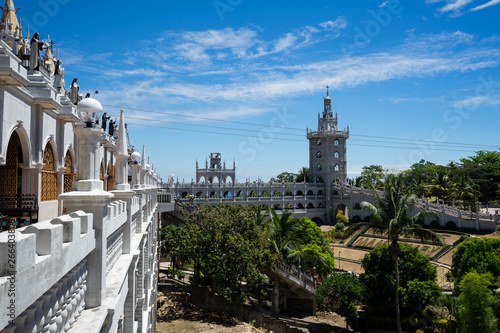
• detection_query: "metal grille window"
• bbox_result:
[41,144,58,201]
[0,132,19,197]
[106,164,115,191]
[64,152,75,193]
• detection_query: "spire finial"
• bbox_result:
[326,85,329,96]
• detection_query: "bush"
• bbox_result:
[176,269,186,280]
[335,222,345,231]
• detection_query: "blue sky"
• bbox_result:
[19,0,500,182]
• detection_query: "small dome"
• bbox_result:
[78,98,103,113]
[131,151,141,162]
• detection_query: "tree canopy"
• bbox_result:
[451,237,500,283]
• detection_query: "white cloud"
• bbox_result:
[439,0,473,12]
[470,0,500,10]
[319,17,348,31]
[453,94,500,108]
[379,1,389,8]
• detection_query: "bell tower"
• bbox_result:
[307,88,349,223]
[307,87,349,185]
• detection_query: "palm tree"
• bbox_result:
[266,209,309,259]
[346,174,442,333]
[450,174,480,210]
[426,167,451,202]
[296,167,310,183]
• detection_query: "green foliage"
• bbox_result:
[360,165,385,189]
[336,209,348,225]
[273,171,296,183]
[334,222,344,231]
[451,237,500,283]
[174,204,279,305]
[457,272,498,333]
[458,150,500,202]
[296,167,310,183]
[315,272,362,329]
[361,244,440,318]
[161,225,190,268]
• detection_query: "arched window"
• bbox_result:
[64,152,75,193]
[317,164,322,171]
[0,132,22,197]
[316,151,322,158]
[100,161,105,183]
[316,177,324,183]
[335,164,340,171]
[316,140,321,146]
[334,151,340,158]
[41,144,58,201]
[334,139,339,145]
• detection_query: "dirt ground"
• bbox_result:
[156,291,265,333]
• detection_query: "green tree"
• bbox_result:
[347,174,442,332]
[361,244,441,331]
[316,272,362,329]
[179,204,279,304]
[296,167,310,183]
[426,166,451,201]
[459,150,500,202]
[457,272,498,333]
[360,165,385,189]
[449,174,480,210]
[451,237,500,283]
[160,225,190,269]
[274,171,296,183]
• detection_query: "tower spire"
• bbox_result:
[1,0,20,36]
[326,85,329,96]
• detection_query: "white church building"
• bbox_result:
[0,1,161,332]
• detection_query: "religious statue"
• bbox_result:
[29,32,44,71]
[70,78,79,105]
[108,119,116,136]
[53,60,65,93]
[101,113,110,132]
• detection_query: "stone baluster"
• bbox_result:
[13,312,27,333]
[23,304,37,333]
[46,284,60,333]
[76,263,87,317]
[62,270,75,332]
[33,296,46,333]
[40,289,54,333]
[67,267,80,330]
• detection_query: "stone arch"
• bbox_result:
[306,203,315,209]
[274,203,282,210]
[3,123,31,168]
[429,220,440,228]
[306,190,314,196]
[316,177,324,183]
[334,151,340,158]
[249,191,258,197]
[332,190,341,196]
[284,190,293,196]
[261,190,270,197]
[285,203,293,209]
[334,164,340,171]
[181,191,188,198]
[354,203,362,210]
[317,203,325,208]
[209,191,218,198]
[336,203,347,217]
[311,217,324,225]
[100,160,105,183]
[223,191,232,198]
[236,190,244,197]
[317,190,325,196]
[197,175,206,183]
[224,175,233,183]
[0,131,23,196]
[334,139,339,145]
[41,141,58,201]
[63,150,76,193]
[352,215,361,222]
[363,215,370,222]
[196,191,204,198]
[209,175,219,184]
[296,203,304,209]
[273,190,281,196]
[445,221,458,230]
[296,190,304,196]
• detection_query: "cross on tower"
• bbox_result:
[2,19,13,33]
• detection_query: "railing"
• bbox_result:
[273,259,316,293]
[0,194,38,229]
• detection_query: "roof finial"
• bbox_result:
[326,85,329,96]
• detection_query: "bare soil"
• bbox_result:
[156,291,265,333]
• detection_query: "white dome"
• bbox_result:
[131,151,141,162]
[78,98,103,112]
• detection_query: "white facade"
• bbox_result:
[0,2,162,332]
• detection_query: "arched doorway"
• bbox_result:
[0,131,22,197]
[106,163,115,191]
[41,143,58,201]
